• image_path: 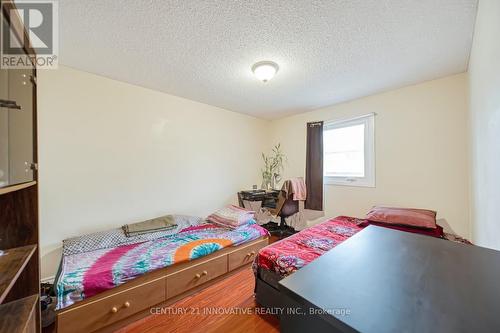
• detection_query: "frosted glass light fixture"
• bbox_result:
[252,61,279,83]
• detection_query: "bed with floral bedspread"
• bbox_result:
[56,221,268,310]
[254,216,471,284]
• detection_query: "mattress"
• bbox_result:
[254,215,461,287]
[56,221,268,310]
[254,216,365,283]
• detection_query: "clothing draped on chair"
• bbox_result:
[305,121,324,211]
[281,177,307,201]
[280,178,307,230]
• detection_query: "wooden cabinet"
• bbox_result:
[0,3,40,333]
[0,295,38,333]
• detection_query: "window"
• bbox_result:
[323,113,375,187]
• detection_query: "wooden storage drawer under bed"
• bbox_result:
[166,238,268,298]
[166,254,228,298]
[56,277,165,333]
[227,238,267,271]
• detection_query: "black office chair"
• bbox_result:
[267,190,299,237]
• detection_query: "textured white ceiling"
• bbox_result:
[58,0,478,119]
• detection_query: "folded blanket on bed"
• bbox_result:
[63,215,203,256]
[123,215,177,237]
[123,227,177,237]
[207,205,255,228]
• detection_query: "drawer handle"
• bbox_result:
[111,306,118,313]
[195,271,208,279]
[0,99,21,110]
[246,251,256,257]
[124,301,131,308]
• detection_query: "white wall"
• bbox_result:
[468,0,500,250]
[38,66,270,279]
[271,74,470,237]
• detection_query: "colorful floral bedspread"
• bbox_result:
[254,215,472,280]
[254,216,365,278]
[56,222,268,310]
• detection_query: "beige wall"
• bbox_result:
[38,66,270,279]
[38,66,472,279]
[468,0,500,250]
[270,74,470,237]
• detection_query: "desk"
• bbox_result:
[238,190,296,238]
[279,226,500,333]
[237,190,280,211]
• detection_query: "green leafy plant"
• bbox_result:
[261,143,286,189]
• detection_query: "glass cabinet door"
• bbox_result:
[0,14,35,188]
[0,67,35,188]
[0,67,8,187]
[8,67,34,185]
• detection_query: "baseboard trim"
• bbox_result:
[41,275,55,284]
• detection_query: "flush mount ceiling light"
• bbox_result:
[252,61,279,83]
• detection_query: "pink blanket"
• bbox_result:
[282,177,307,201]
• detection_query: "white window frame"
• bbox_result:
[323,113,375,187]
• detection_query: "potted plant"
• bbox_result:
[261,143,286,190]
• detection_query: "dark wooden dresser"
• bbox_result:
[279,226,500,333]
